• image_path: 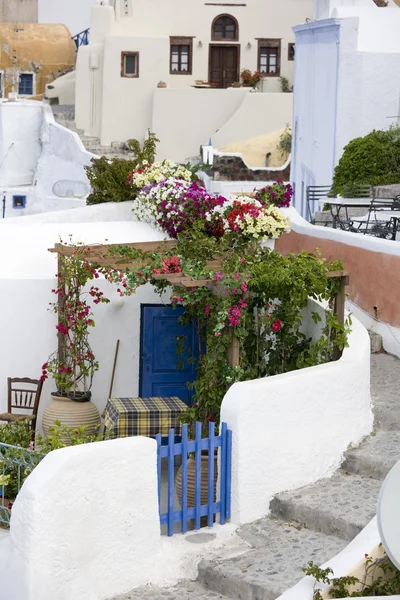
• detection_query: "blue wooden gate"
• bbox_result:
[140,304,198,406]
[157,421,232,536]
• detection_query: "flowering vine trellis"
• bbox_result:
[41,247,110,399]
[49,163,350,431]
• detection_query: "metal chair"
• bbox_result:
[352,195,400,239]
[0,378,43,432]
[306,185,336,225]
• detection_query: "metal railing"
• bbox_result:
[0,443,44,527]
[72,29,90,50]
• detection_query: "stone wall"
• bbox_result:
[276,206,400,357]
[211,154,291,182]
[374,184,400,198]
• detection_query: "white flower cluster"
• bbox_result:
[236,204,291,240]
[129,159,192,190]
[132,177,190,226]
[207,194,291,240]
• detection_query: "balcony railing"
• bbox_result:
[72,29,90,50]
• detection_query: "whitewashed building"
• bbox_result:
[291,0,400,218]
[50,0,313,161]
[0,99,93,218]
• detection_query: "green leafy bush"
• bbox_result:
[0,420,33,447]
[279,76,293,93]
[85,156,137,206]
[85,130,160,206]
[333,127,400,195]
[0,420,107,502]
[126,130,159,164]
[303,549,400,597]
[277,124,292,158]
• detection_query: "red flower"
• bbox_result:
[272,319,282,332]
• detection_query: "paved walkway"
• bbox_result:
[110,353,400,600]
[114,581,227,599]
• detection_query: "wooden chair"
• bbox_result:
[0,378,43,432]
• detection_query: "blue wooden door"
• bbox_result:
[140,305,198,406]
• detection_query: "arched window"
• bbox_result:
[212,15,238,41]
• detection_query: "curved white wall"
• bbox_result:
[221,307,373,525]
[0,435,244,599]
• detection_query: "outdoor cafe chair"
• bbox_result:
[351,195,400,240]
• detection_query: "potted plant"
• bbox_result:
[241,69,262,89]
[41,248,109,440]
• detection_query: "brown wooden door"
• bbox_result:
[209,46,239,88]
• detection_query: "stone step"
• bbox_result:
[343,430,400,479]
[269,472,381,541]
[198,518,346,600]
[111,580,229,599]
[371,353,400,431]
[81,139,101,147]
[369,331,383,354]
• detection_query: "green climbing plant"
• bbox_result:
[303,549,400,598]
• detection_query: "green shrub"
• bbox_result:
[85,130,160,206]
[333,127,400,195]
[277,124,292,158]
[126,130,159,164]
[0,420,32,447]
[85,156,137,206]
[279,76,293,93]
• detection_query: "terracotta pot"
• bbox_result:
[157,82,167,88]
[0,498,12,515]
[175,452,218,525]
[42,394,101,443]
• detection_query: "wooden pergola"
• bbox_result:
[49,241,349,364]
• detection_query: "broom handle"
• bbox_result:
[108,340,120,399]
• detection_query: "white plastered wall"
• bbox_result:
[291,4,400,218]
[221,307,373,525]
[0,206,173,428]
[0,436,243,599]
[0,101,42,187]
[153,90,293,162]
[0,101,94,217]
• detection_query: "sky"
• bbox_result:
[38,0,97,36]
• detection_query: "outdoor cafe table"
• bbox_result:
[103,396,188,439]
[324,198,372,229]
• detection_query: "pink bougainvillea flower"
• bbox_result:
[272,319,282,332]
[56,323,69,335]
[241,281,248,292]
[204,304,211,317]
